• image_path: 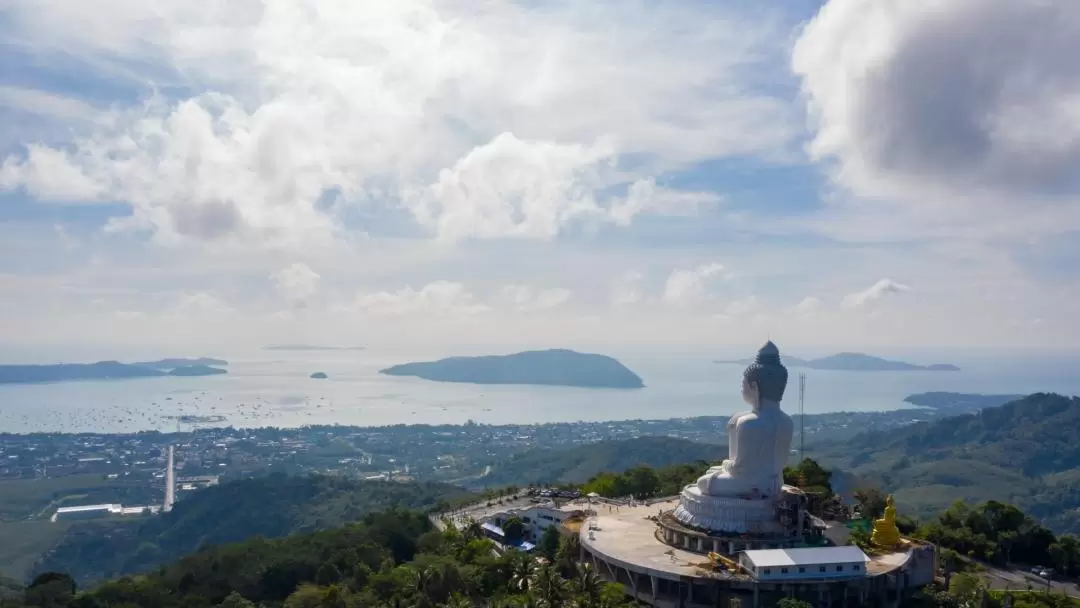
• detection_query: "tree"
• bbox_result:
[463,519,484,542]
[528,564,565,608]
[854,488,888,519]
[948,573,984,607]
[572,564,603,608]
[555,534,581,577]
[782,459,833,496]
[218,591,257,608]
[24,572,76,608]
[777,599,814,608]
[538,526,560,560]
[503,517,525,545]
[283,584,327,608]
[316,563,342,586]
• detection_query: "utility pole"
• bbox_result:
[798,373,807,459]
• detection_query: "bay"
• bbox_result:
[1,348,1078,434]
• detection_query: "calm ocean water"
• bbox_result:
[1,347,1079,434]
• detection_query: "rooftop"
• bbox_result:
[56,504,120,513]
[743,546,869,568]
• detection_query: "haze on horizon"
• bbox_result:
[2,0,1079,356]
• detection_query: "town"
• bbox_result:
[0,408,940,489]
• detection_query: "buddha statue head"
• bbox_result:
[742,340,788,406]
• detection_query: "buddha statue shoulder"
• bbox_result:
[696,341,794,498]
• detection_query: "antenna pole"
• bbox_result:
[798,373,806,459]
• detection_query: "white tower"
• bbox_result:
[164,445,176,512]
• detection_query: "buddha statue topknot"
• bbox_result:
[672,341,796,533]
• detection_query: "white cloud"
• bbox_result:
[610,271,644,307]
[662,263,728,307]
[500,284,572,312]
[411,133,617,240]
[166,291,235,318]
[0,0,793,246]
[271,263,320,308]
[841,279,910,310]
[608,178,721,227]
[0,86,99,122]
[352,281,490,317]
[794,0,1080,209]
[791,296,822,315]
[723,295,759,317]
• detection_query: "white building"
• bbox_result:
[740,546,869,581]
[52,504,122,522]
[488,503,587,542]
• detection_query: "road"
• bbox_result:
[979,563,1079,597]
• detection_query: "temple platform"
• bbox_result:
[579,500,938,608]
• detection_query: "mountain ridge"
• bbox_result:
[810,392,1080,534]
[716,352,960,371]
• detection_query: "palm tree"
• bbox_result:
[411,566,443,606]
[572,564,603,608]
[442,595,473,608]
[555,534,581,576]
[509,554,535,593]
[528,564,566,608]
[463,518,485,542]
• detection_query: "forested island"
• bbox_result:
[166,365,227,377]
[133,357,228,369]
[717,352,960,371]
[264,345,366,351]
[903,391,1025,413]
[380,349,645,389]
[0,361,228,384]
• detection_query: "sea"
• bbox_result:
[1,347,1079,434]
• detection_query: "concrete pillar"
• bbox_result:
[651,575,659,602]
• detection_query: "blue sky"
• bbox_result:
[1,0,1079,356]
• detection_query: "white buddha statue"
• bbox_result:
[695,341,794,498]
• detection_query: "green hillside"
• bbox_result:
[31,474,473,586]
[810,393,1080,534]
[477,436,721,488]
[1,509,634,608]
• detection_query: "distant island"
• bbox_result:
[310,372,329,379]
[264,345,366,352]
[168,365,228,377]
[0,360,229,384]
[903,392,1024,413]
[134,357,228,369]
[380,349,645,389]
[716,352,960,371]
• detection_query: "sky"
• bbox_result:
[1,0,1080,357]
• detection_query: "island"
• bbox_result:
[134,357,228,369]
[0,361,166,384]
[0,360,228,384]
[167,365,228,377]
[264,345,366,352]
[379,349,645,389]
[903,392,1024,413]
[310,372,329,379]
[716,352,960,372]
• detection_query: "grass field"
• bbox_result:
[0,474,152,521]
[0,521,70,580]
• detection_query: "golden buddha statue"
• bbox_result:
[871,494,902,547]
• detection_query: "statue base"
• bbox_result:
[672,484,802,535]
